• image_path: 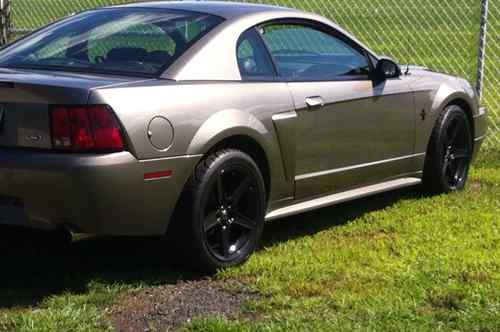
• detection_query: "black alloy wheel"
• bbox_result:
[440,115,473,190]
[423,105,473,193]
[202,164,261,261]
[170,149,266,272]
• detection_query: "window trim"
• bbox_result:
[254,18,377,83]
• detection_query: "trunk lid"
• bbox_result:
[0,68,146,149]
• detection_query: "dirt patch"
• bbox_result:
[108,278,260,332]
[469,181,483,191]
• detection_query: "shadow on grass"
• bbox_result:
[261,185,424,249]
[0,185,423,310]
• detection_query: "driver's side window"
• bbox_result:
[260,23,370,81]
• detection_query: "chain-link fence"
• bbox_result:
[8,0,500,146]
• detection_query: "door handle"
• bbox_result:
[305,96,324,111]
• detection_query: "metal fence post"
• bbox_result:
[0,0,11,45]
[476,0,489,100]
[0,0,4,45]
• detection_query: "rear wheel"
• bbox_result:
[169,149,266,272]
[423,105,473,194]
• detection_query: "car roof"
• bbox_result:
[112,1,300,19]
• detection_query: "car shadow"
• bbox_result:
[0,185,423,310]
[0,230,201,309]
[261,185,424,248]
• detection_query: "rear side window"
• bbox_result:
[0,8,223,77]
[260,23,370,81]
[237,28,276,81]
[87,23,177,64]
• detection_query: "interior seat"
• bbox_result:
[106,47,148,62]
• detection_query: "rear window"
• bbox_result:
[0,8,223,77]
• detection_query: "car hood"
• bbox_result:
[401,64,461,80]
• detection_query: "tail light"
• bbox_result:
[50,105,125,152]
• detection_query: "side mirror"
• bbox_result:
[374,58,401,80]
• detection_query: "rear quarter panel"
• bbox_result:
[90,81,296,203]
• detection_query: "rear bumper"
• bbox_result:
[472,107,488,160]
[0,150,201,235]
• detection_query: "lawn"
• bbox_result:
[0,145,499,331]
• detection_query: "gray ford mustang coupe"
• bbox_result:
[0,1,487,271]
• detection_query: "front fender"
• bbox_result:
[415,77,479,163]
[430,87,478,118]
[414,77,479,156]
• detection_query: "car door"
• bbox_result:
[259,21,416,199]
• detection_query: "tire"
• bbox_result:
[168,149,266,273]
[423,105,473,194]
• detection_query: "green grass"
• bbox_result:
[1,145,499,331]
[207,149,500,331]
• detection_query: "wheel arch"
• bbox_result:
[427,88,477,147]
[207,135,271,200]
[185,109,284,200]
[443,98,475,139]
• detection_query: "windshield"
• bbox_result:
[0,8,223,77]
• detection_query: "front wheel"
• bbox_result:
[169,149,266,272]
[423,105,473,194]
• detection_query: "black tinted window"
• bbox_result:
[237,29,276,81]
[261,24,370,80]
[0,9,223,76]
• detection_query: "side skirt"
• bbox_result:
[265,177,421,221]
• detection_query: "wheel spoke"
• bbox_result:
[233,212,255,230]
[449,162,458,179]
[231,176,252,204]
[221,226,231,257]
[216,171,225,204]
[452,148,470,160]
[204,212,220,232]
[203,162,262,262]
[447,121,462,145]
[442,157,451,174]
[442,158,454,183]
